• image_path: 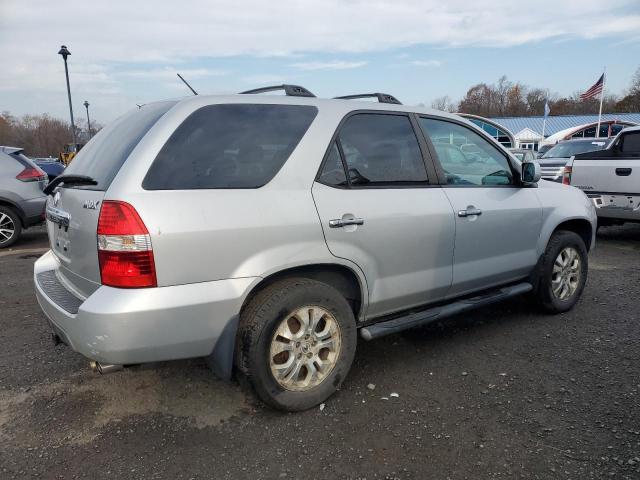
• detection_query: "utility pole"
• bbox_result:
[58,45,77,146]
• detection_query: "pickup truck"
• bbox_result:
[566,126,640,227]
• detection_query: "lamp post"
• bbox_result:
[58,45,77,146]
[83,100,91,139]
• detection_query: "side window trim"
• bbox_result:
[314,109,437,189]
[417,114,520,187]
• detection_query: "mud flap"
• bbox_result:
[205,315,239,381]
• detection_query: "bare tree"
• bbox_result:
[430,95,457,112]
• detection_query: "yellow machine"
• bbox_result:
[58,143,83,165]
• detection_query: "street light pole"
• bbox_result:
[83,100,91,139]
[58,45,77,146]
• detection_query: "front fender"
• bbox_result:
[535,182,597,255]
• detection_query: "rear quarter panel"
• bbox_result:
[104,97,368,295]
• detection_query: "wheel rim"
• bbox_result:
[551,247,581,300]
[0,212,16,244]
[269,305,342,392]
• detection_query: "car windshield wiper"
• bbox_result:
[43,174,98,195]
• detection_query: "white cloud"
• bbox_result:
[291,61,368,70]
[0,0,638,121]
[410,60,443,67]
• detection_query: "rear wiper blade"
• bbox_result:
[44,174,98,195]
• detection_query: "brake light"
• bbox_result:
[16,166,46,182]
[97,201,157,288]
[562,166,572,185]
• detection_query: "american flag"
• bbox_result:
[580,73,605,100]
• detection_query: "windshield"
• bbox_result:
[542,140,608,159]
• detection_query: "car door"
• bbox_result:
[418,116,543,298]
[312,112,455,319]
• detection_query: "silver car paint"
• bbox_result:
[34,94,596,373]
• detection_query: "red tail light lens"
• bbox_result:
[562,166,572,185]
[16,166,46,182]
[97,201,157,288]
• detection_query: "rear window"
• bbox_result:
[142,104,318,190]
[64,101,177,190]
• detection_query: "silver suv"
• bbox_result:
[34,86,597,411]
[0,146,48,248]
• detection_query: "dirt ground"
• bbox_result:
[0,225,639,479]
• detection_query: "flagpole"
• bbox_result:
[596,68,606,138]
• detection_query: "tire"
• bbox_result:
[236,278,357,411]
[0,206,22,249]
[532,230,588,314]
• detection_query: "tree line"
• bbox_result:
[432,66,640,118]
[0,112,101,158]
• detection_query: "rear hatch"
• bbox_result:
[46,101,176,297]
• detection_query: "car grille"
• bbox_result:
[36,270,83,314]
[540,166,564,181]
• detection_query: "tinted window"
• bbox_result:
[318,143,347,186]
[621,132,640,152]
[64,101,176,190]
[143,104,317,190]
[420,118,513,186]
[336,114,427,185]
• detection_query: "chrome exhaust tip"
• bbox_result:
[89,361,123,374]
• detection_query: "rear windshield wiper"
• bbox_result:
[44,174,98,195]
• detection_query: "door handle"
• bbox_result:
[329,217,364,228]
[458,208,482,217]
[616,168,632,176]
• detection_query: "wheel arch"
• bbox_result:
[240,263,367,322]
[0,196,26,226]
[550,218,594,251]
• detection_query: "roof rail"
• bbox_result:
[334,93,402,105]
[240,84,316,98]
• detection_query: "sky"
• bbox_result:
[1,0,639,125]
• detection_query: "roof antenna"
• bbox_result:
[177,73,198,95]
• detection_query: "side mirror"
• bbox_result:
[521,160,541,184]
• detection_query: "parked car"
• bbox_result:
[566,126,640,227]
[538,138,611,182]
[509,148,537,162]
[34,86,596,411]
[536,144,553,158]
[0,146,48,248]
[33,157,66,181]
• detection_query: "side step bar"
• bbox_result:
[360,282,533,341]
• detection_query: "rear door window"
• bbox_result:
[143,104,318,190]
[328,113,428,186]
[621,132,640,153]
[64,101,176,190]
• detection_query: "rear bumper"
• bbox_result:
[587,193,640,222]
[34,250,257,377]
[20,196,46,227]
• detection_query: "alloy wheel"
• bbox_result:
[551,246,581,300]
[269,305,342,392]
[0,212,16,245]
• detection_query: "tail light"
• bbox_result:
[562,166,572,185]
[16,166,46,182]
[97,201,157,288]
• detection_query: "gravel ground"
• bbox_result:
[0,224,639,479]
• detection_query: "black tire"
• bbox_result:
[532,230,588,313]
[0,206,22,249]
[236,278,357,412]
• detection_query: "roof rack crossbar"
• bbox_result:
[334,93,402,105]
[240,84,316,97]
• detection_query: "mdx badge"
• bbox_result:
[83,200,100,210]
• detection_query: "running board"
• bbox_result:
[360,282,533,341]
